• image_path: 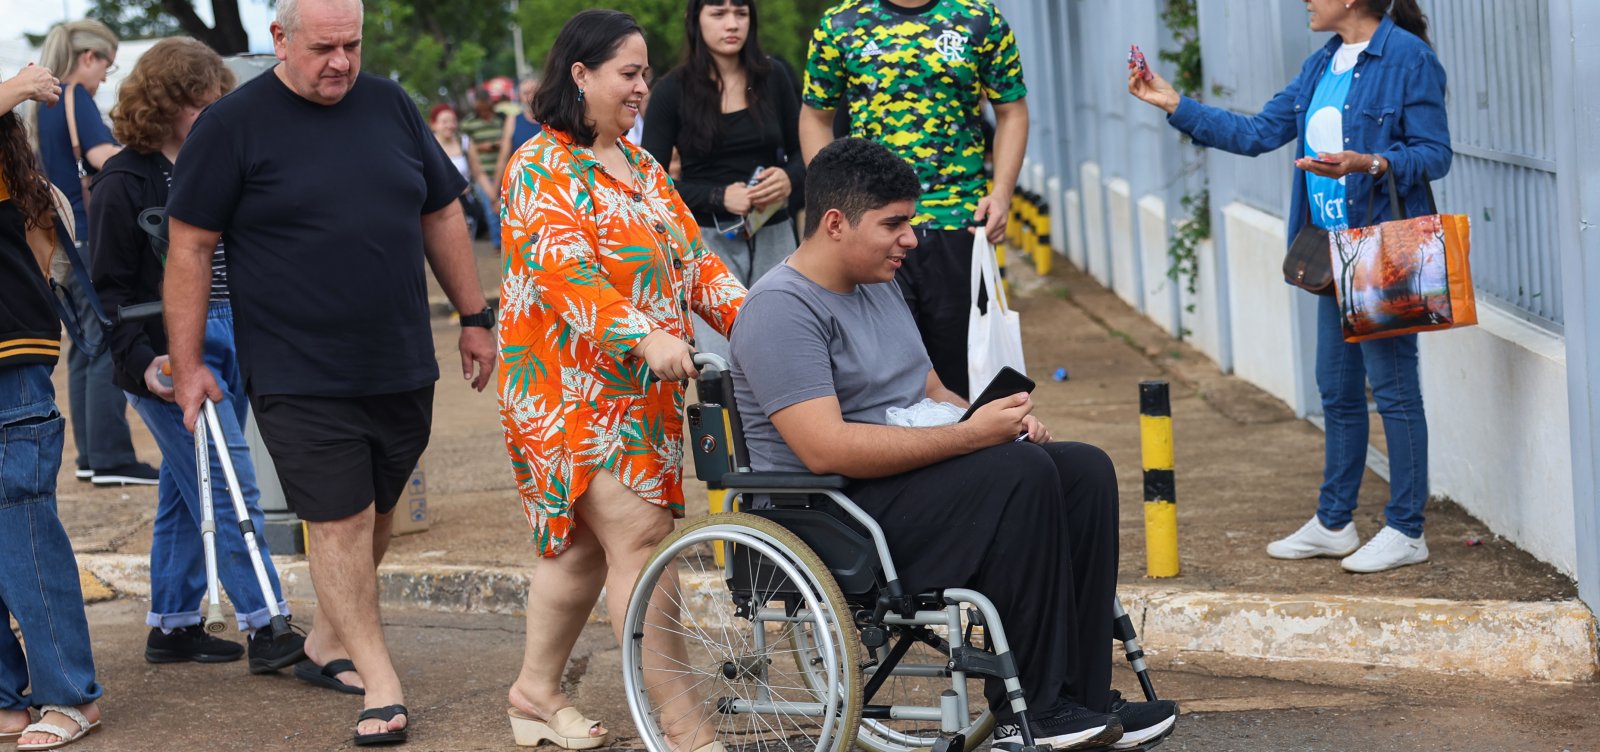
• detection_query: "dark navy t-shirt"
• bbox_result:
[167,69,466,397]
[38,84,116,232]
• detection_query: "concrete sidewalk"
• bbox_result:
[57,241,1598,685]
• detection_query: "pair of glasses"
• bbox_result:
[90,51,118,74]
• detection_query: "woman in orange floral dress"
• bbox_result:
[496,10,745,752]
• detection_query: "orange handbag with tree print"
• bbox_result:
[1328,173,1475,343]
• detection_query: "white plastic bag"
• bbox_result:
[966,233,1026,400]
[885,399,965,428]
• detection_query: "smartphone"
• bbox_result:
[1311,155,1340,165]
[960,367,1037,422]
[1128,44,1153,81]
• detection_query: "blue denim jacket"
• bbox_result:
[1167,16,1452,244]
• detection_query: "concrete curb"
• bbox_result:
[77,553,1598,683]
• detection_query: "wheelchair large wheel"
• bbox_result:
[793,619,994,752]
[623,513,864,752]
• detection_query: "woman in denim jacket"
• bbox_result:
[1130,0,1450,573]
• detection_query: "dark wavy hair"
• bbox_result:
[0,111,53,231]
[803,138,922,238]
[110,37,235,154]
[532,9,646,147]
[1362,0,1431,46]
[673,0,772,158]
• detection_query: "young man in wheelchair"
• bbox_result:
[727,139,1178,750]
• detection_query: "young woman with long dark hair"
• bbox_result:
[642,0,802,359]
[1131,0,1450,573]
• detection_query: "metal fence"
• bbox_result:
[1000,0,1564,329]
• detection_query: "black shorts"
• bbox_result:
[250,386,433,522]
[899,227,980,399]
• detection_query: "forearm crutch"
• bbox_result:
[1113,598,1159,701]
[196,399,292,640]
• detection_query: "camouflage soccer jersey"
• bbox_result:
[804,0,1027,229]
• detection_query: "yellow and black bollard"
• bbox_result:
[1140,380,1179,577]
[1034,191,1053,276]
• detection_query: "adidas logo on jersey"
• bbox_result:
[862,40,887,56]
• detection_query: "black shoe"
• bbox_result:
[92,461,160,486]
[1108,690,1177,749]
[145,625,245,663]
[75,461,93,482]
[248,624,307,674]
[994,701,1123,750]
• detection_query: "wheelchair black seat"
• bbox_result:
[732,506,884,603]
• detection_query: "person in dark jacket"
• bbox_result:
[88,38,306,673]
[0,62,106,752]
[642,0,803,360]
[1130,0,1450,573]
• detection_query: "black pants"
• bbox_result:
[899,228,981,399]
[844,442,1119,717]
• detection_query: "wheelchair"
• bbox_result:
[620,355,1167,752]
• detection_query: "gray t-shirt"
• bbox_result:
[730,264,932,473]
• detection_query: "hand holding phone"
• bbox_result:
[1128,44,1153,81]
[960,367,1037,422]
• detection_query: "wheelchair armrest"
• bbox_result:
[722,472,849,490]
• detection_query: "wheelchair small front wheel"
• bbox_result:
[622,513,863,752]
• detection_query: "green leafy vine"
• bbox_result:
[1159,0,1210,333]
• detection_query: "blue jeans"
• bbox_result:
[125,303,288,631]
[1314,294,1429,538]
[0,364,103,710]
[472,183,499,249]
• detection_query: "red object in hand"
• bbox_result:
[1128,44,1153,81]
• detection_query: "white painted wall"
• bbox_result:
[1421,305,1577,575]
[1180,239,1228,367]
[1138,194,1179,335]
[1222,202,1307,413]
[1080,163,1110,286]
[1065,189,1085,267]
[1107,179,1140,309]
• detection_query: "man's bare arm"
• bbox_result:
[769,391,1033,478]
[800,105,837,166]
[162,217,223,429]
[926,370,969,408]
[421,201,496,390]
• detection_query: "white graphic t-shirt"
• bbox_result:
[1304,41,1369,230]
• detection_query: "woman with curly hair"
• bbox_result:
[88,37,308,674]
[1,63,107,752]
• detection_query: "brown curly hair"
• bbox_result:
[111,37,236,154]
[1,111,53,230]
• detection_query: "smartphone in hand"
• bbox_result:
[960,367,1037,422]
[1128,44,1153,81]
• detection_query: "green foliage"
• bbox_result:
[1156,0,1202,99]
[363,0,510,106]
[515,0,832,82]
[87,0,182,41]
[1166,189,1208,299]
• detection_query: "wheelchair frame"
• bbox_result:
[619,355,1163,752]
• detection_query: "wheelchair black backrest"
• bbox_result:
[689,362,885,605]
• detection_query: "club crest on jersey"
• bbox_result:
[935,30,968,63]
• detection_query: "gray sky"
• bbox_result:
[0,0,274,52]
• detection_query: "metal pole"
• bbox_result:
[510,0,530,82]
[1140,380,1179,577]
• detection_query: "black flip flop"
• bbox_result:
[354,704,408,746]
[294,658,365,695]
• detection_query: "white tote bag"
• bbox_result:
[966,233,1026,400]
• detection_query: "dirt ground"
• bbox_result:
[54,241,1579,604]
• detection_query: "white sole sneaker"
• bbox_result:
[1265,516,1360,559]
[1341,527,1429,573]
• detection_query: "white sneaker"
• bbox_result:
[1341,526,1429,573]
[1265,516,1360,559]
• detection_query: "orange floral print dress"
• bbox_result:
[498,127,746,557]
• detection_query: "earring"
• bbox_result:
[577,88,585,103]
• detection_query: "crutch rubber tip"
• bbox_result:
[269,615,293,642]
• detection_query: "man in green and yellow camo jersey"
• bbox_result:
[800,0,1030,400]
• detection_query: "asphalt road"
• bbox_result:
[43,599,1599,752]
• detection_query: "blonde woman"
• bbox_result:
[38,19,156,487]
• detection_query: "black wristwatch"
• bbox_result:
[459,305,496,329]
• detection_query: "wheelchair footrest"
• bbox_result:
[929,733,966,752]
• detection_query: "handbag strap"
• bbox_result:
[64,83,87,175]
[48,213,115,354]
[1360,167,1439,228]
[969,233,1009,311]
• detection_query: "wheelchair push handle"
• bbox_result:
[647,352,730,385]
